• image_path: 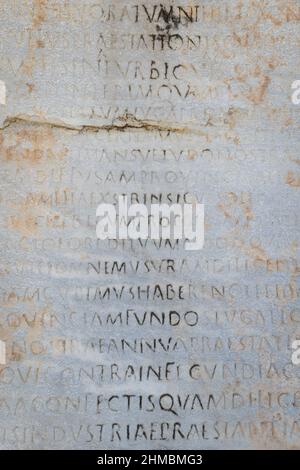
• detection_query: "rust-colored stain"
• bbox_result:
[0,122,68,237]
[20,1,47,78]
[0,124,68,166]
[0,0,299,451]
[0,305,50,363]
[36,40,45,49]
[26,83,35,93]
[247,75,271,105]
[32,0,47,28]
[227,69,271,106]
[21,48,36,79]
[286,171,300,188]
[241,241,286,273]
[218,192,254,227]
[6,206,40,236]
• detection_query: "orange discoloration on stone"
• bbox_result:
[247,75,271,105]
[0,124,68,166]
[21,48,36,79]
[20,1,47,78]
[218,192,254,228]
[0,305,51,363]
[32,0,47,28]
[286,171,300,188]
[36,39,45,48]
[284,118,294,127]
[26,83,35,93]
[6,206,40,236]
[225,68,271,106]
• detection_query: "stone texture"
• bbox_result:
[0,0,300,449]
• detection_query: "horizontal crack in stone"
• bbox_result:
[0,113,202,136]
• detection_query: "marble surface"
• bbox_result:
[0,0,300,449]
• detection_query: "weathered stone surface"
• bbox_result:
[0,0,300,449]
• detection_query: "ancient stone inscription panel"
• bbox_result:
[0,0,300,450]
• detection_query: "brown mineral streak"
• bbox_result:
[286,171,300,187]
[32,0,47,28]
[6,207,39,236]
[5,202,61,237]
[218,196,298,275]
[0,0,299,451]
[21,0,47,78]
[247,75,271,105]
[0,305,48,364]
[0,116,68,237]
[26,83,35,93]
[225,0,293,108]
[0,123,68,165]
[218,194,254,228]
